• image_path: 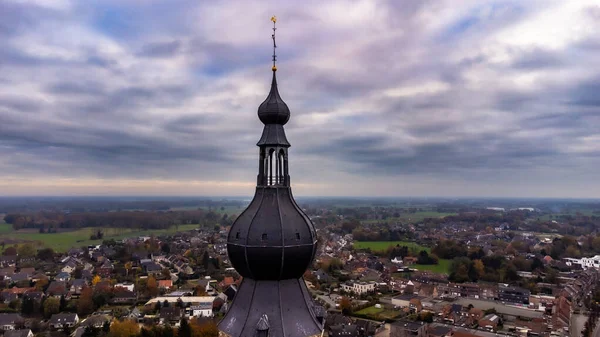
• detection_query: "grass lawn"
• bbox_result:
[413,258,451,274]
[0,223,201,252]
[354,241,430,253]
[354,305,400,320]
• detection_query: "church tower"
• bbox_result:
[218,17,325,337]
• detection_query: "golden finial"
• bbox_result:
[271,16,277,71]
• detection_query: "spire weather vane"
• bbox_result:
[271,15,277,71]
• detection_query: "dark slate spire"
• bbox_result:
[218,16,323,337]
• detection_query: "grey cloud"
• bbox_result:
[0,0,599,196]
[138,40,182,58]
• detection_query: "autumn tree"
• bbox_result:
[35,278,49,291]
[44,297,60,318]
[339,296,353,315]
[78,287,95,316]
[190,320,219,337]
[147,276,158,297]
[92,275,102,286]
[109,319,140,337]
[3,246,17,256]
[179,319,192,337]
[125,262,132,277]
[473,259,485,279]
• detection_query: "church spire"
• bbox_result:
[218,17,324,337]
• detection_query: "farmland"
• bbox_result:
[362,210,457,224]
[353,241,430,253]
[0,223,201,252]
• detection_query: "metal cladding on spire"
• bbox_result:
[257,72,291,126]
[218,16,324,337]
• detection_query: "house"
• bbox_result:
[390,320,426,337]
[479,314,501,331]
[552,296,571,329]
[111,290,136,304]
[0,256,17,268]
[392,294,424,308]
[70,279,88,294]
[128,308,144,322]
[341,281,375,295]
[159,307,182,326]
[8,273,30,283]
[81,314,111,328]
[114,283,135,292]
[328,324,359,337]
[49,313,79,329]
[62,261,77,274]
[4,329,33,337]
[0,291,18,304]
[97,260,114,277]
[0,313,23,330]
[144,262,163,276]
[55,272,71,282]
[46,281,68,298]
[158,280,173,289]
[403,257,418,266]
[22,291,44,302]
[427,325,452,337]
[189,302,213,318]
[197,279,211,294]
[466,308,484,326]
[498,284,530,304]
[223,285,237,301]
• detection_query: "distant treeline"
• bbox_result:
[3,210,236,231]
[0,197,246,213]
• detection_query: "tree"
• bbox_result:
[44,297,60,318]
[92,275,102,286]
[147,276,158,297]
[35,278,49,291]
[473,259,485,279]
[59,295,67,312]
[78,287,95,316]
[21,296,34,315]
[37,247,55,261]
[3,246,17,256]
[17,243,37,257]
[179,318,192,337]
[339,297,352,315]
[109,319,140,337]
[191,320,219,337]
[125,262,133,277]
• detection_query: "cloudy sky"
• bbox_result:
[0,0,599,198]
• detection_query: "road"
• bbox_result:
[315,294,338,308]
[430,323,514,337]
[455,298,543,319]
[571,313,586,337]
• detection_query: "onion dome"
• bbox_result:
[257,71,290,125]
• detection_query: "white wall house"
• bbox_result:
[189,303,213,318]
[341,282,375,295]
[564,255,600,269]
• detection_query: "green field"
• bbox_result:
[354,305,400,320]
[353,241,430,253]
[0,223,201,252]
[362,211,457,224]
[413,258,451,274]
